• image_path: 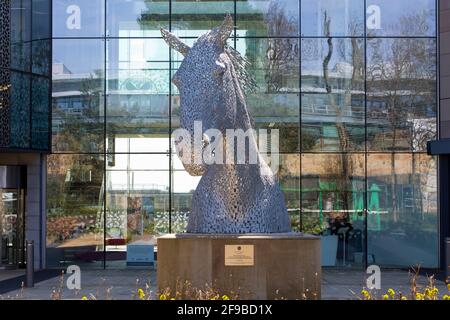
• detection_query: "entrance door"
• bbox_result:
[0,188,25,269]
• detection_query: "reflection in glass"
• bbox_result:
[236,38,300,152]
[11,0,31,43]
[52,39,105,153]
[366,38,436,152]
[301,153,366,267]
[301,0,364,37]
[172,0,234,38]
[366,0,436,37]
[277,154,301,232]
[46,154,104,268]
[53,0,105,37]
[32,76,50,150]
[301,38,365,152]
[32,40,51,75]
[32,0,51,40]
[367,154,437,267]
[46,0,439,270]
[107,0,169,38]
[106,38,170,152]
[105,155,169,267]
[11,0,31,72]
[236,0,299,37]
[10,72,30,148]
[10,42,30,72]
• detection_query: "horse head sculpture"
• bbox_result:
[161,15,291,233]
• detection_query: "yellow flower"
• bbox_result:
[388,288,395,297]
[170,298,176,300]
[138,288,145,300]
[443,295,450,300]
[415,293,425,300]
[447,283,450,291]
[401,296,407,300]
[159,294,167,300]
[81,296,88,300]
[382,294,389,300]
[222,295,230,300]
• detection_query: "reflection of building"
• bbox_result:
[1,1,448,272]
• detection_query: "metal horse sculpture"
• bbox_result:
[161,15,291,233]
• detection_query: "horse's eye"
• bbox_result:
[212,69,223,78]
[212,60,226,78]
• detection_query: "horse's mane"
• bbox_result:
[224,45,258,94]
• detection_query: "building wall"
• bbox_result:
[0,0,52,153]
[47,0,439,269]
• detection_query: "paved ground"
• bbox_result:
[0,268,448,300]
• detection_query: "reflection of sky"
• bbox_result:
[53,39,103,74]
[301,0,364,36]
[53,0,436,75]
[366,0,435,35]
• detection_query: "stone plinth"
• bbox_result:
[157,233,321,300]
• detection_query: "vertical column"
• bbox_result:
[25,154,43,270]
[440,0,450,137]
[439,0,450,270]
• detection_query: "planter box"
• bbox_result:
[321,235,338,267]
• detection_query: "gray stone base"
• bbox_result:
[157,233,321,300]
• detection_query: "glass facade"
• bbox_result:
[0,0,51,151]
[48,0,438,269]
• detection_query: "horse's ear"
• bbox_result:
[160,28,190,56]
[217,14,234,47]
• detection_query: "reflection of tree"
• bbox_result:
[320,11,364,214]
[367,12,436,223]
[47,155,103,214]
[53,70,104,152]
[264,1,298,93]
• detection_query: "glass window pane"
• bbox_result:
[31,76,50,150]
[11,0,31,43]
[107,0,169,38]
[172,169,201,233]
[106,38,170,153]
[11,0,31,72]
[236,38,300,152]
[107,154,169,171]
[10,42,30,72]
[105,166,169,268]
[172,0,234,38]
[366,0,436,37]
[46,154,104,268]
[236,0,299,37]
[278,154,301,232]
[367,153,438,268]
[32,0,51,39]
[301,38,365,152]
[52,39,105,153]
[301,0,364,37]
[366,38,436,152]
[53,0,105,37]
[32,39,51,75]
[10,72,31,148]
[301,153,366,267]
